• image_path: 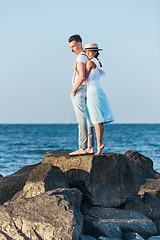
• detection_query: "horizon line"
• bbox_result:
[0,122,160,125]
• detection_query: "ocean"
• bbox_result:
[0,124,160,177]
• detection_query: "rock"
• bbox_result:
[125,150,160,179]
[17,163,68,199]
[0,188,83,240]
[125,151,160,198]
[0,174,3,178]
[147,237,160,240]
[99,237,121,240]
[99,237,110,240]
[0,163,39,205]
[154,219,160,235]
[142,192,160,221]
[83,207,157,239]
[84,216,122,239]
[138,178,160,197]
[123,232,145,240]
[124,197,152,218]
[79,235,97,240]
[42,152,143,207]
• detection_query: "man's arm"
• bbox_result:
[71,62,85,96]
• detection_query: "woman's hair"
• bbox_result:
[93,51,102,67]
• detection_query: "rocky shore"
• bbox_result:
[0,150,160,240]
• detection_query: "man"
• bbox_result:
[68,34,94,155]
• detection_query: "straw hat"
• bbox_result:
[84,43,102,51]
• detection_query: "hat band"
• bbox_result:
[85,47,99,50]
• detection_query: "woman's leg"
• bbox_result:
[94,123,104,155]
[101,123,104,145]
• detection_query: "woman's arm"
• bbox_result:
[85,60,96,79]
[74,60,96,79]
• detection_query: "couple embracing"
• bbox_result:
[68,34,114,156]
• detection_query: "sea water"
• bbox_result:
[0,124,160,177]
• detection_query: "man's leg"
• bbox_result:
[86,96,94,153]
[70,87,88,155]
[87,126,94,154]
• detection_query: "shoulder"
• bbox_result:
[91,57,99,66]
[77,53,88,64]
[86,60,96,69]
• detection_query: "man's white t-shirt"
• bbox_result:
[72,52,88,87]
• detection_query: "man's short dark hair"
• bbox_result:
[68,34,82,43]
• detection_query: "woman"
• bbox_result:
[74,43,114,155]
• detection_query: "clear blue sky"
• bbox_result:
[0,0,160,123]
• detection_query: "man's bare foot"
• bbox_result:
[95,144,104,155]
[87,147,94,154]
[69,148,88,156]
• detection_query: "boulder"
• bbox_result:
[99,237,121,240]
[123,232,145,240]
[147,237,160,240]
[84,216,122,239]
[142,193,160,221]
[0,188,83,240]
[125,150,160,179]
[138,178,160,197]
[79,235,97,240]
[42,152,143,207]
[17,163,68,199]
[124,197,152,218]
[0,163,39,205]
[82,207,157,239]
[154,219,160,235]
[0,174,3,178]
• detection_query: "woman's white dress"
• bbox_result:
[87,58,114,125]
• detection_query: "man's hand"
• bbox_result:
[71,89,76,96]
[72,62,85,94]
[74,59,77,72]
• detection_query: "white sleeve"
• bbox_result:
[76,55,88,64]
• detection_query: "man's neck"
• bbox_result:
[77,49,84,55]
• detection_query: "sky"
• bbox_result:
[0,0,160,123]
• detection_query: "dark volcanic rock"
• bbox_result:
[138,178,160,197]
[99,237,122,240]
[42,152,143,207]
[124,197,152,218]
[0,188,83,240]
[125,150,160,198]
[84,216,122,239]
[142,192,160,221]
[0,163,39,205]
[125,150,160,179]
[154,219,160,235]
[83,207,157,239]
[79,235,97,240]
[17,163,68,199]
[147,237,160,240]
[123,232,145,240]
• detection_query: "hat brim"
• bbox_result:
[85,48,103,51]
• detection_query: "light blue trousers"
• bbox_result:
[71,86,94,149]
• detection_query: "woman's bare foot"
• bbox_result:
[95,144,104,155]
[87,147,94,154]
